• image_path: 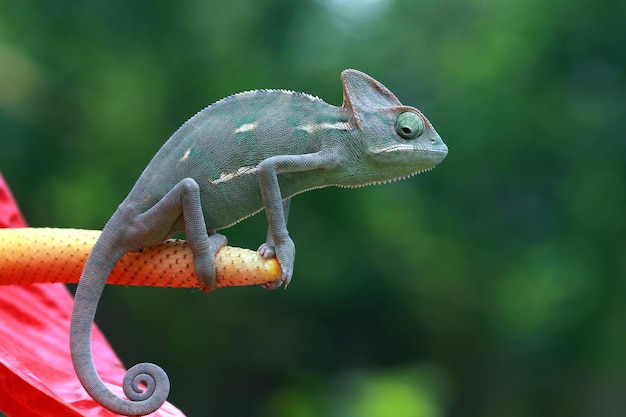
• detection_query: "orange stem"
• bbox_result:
[0,228,280,288]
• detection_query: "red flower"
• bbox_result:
[0,173,185,417]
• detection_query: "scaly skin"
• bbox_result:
[69,69,448,415]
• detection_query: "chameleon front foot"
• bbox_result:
[258,239,294,289]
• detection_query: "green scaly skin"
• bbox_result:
[69,69,448,415]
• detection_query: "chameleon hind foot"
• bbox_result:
[194,232,228,291]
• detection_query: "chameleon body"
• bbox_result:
[70,69,448,415]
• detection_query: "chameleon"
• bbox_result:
[69,69,448,415]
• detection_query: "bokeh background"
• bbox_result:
[1,0,624,416]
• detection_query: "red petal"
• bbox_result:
[0,173,185,416]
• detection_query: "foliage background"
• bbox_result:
[0,0,624,416]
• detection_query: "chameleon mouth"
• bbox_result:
[338,165,437,188]
[372,144,449,155]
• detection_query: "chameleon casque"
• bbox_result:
[70,69,448,415]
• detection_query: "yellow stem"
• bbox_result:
[0,228,280,288]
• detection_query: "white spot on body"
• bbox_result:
[179,147,192,163]
[210,165,259,184]
[235,123,257,133]
[296,122,353,133]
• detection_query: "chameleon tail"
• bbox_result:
[70,238,170,416]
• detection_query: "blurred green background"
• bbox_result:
[1,0,624,416]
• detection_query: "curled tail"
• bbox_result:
[70,238,170,416]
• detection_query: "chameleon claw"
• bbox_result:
[262,280,282,290]
[262,271,291,290]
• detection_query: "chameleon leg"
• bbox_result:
[71,177,227,415]
[257,152,339,288]
[138,177,227,290]
[260,198,290,289]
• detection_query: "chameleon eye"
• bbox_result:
[395,112,425,139]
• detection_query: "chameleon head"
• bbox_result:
[339,69,448,185]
